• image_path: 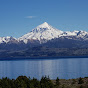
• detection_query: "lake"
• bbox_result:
[0,58,88,80]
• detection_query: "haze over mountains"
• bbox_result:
[0,22,88,58]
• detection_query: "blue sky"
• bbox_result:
[0,0,88,38]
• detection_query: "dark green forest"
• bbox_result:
[0,76,88,88]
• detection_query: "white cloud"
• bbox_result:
[25,16,36,19]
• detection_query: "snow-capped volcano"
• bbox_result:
[18,22,88,44]
[19,22,63,43]
[1,22,88,44]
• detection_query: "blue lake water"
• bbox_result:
[0,58,88,79]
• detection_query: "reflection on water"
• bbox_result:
[0,58,88,79]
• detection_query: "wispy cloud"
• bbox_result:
[25,16,36,19]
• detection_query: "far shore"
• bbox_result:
[0,55,88,61]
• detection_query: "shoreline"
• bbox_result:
[0,55,88,61]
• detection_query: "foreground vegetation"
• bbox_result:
[0,76,88,88]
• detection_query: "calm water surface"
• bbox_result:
[0,58,88,79]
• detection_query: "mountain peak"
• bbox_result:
[18,22,88,44]
[19,22,63,43]
[36,22,50,29]
[42,22,49,26]
[32,22,55,33]
[43,22,48,25]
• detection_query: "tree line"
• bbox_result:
[0,76,87,88]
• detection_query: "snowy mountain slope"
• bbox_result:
[1,22,88,57]
[0,36,17,44]
[18,22,63,43]
[18,22,88,44]
[0,22,88,44]
[61,30,88,40]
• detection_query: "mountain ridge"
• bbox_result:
[0,22,88,44]
[0,22,88,58]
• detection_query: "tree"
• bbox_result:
[56,77,60,86]
[30,77,40,88]
[78,77,84,84]
[40,76,54,88]
[14,76,30,88]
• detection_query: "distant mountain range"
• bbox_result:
[0,22,88,58]
[1,22,88,44]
